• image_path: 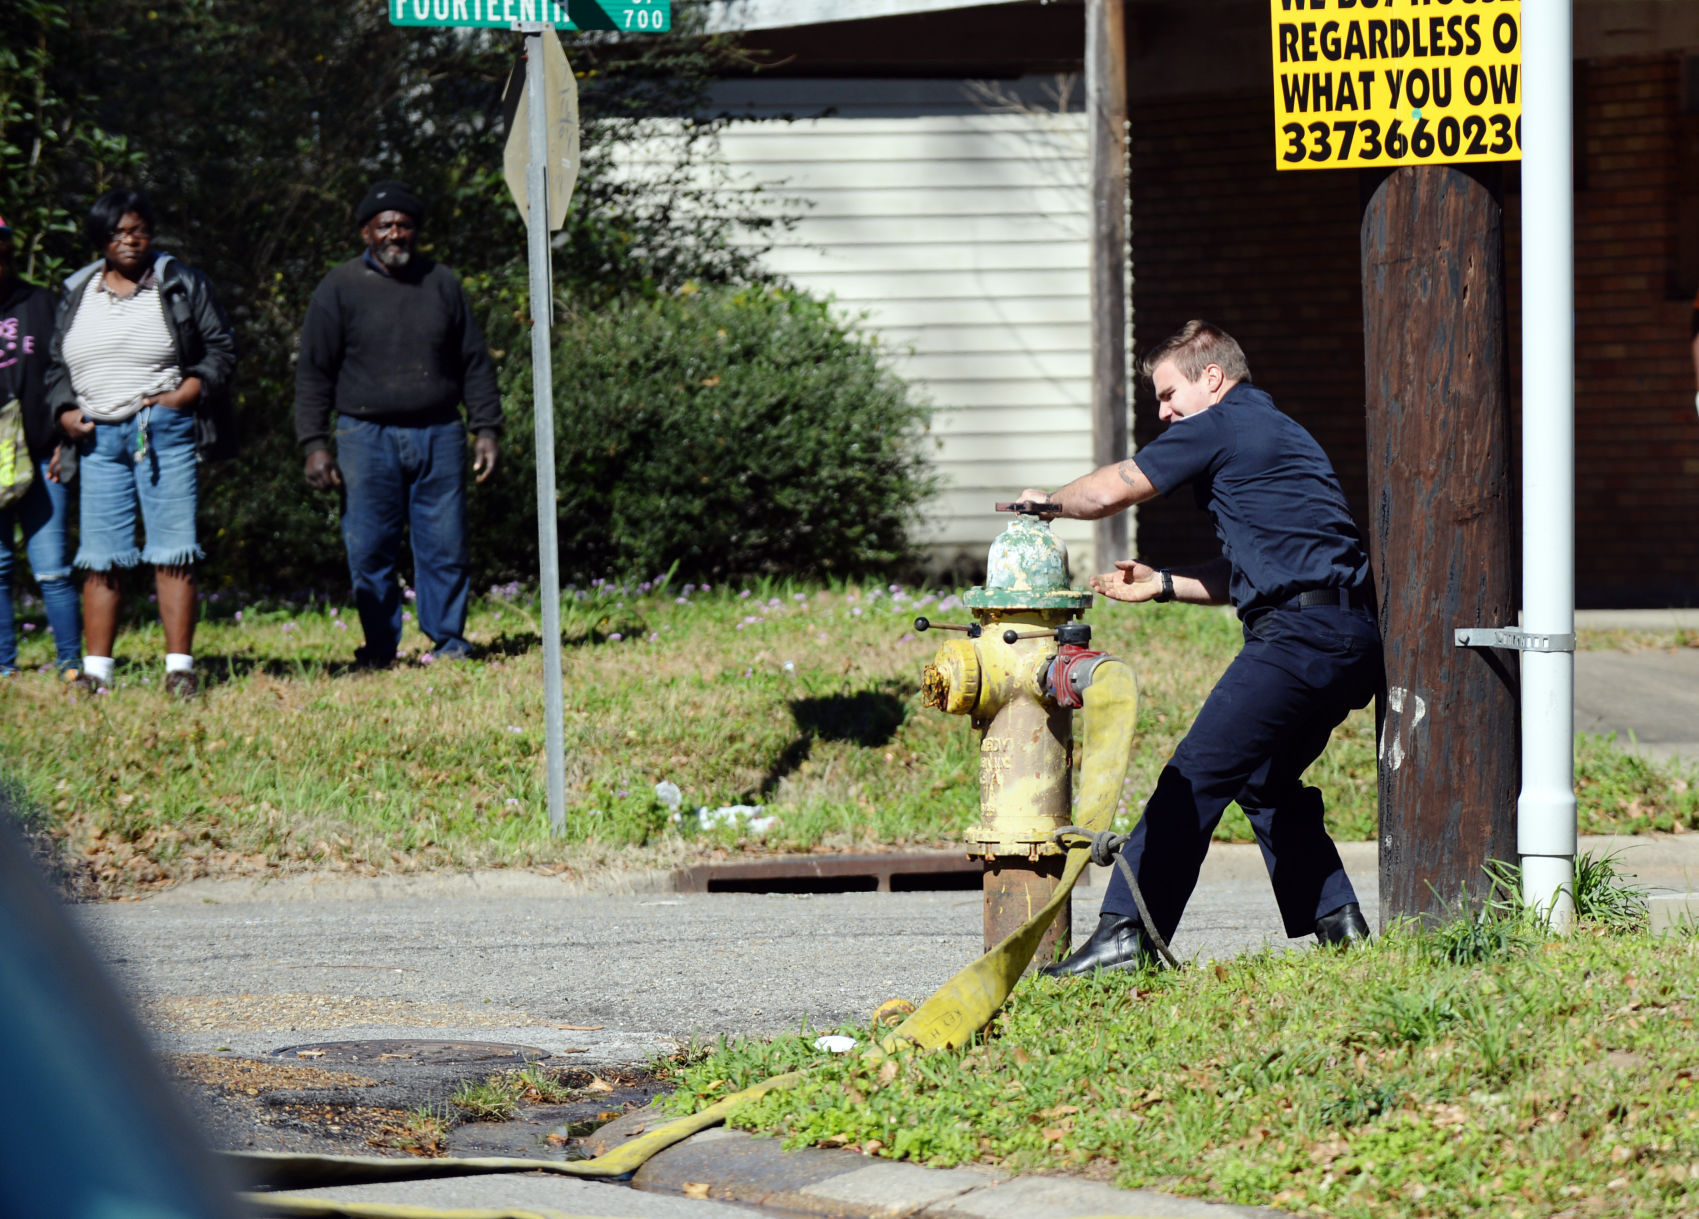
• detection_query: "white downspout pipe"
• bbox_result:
[1518,1,1577,928]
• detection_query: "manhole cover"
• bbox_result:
[271,1040,551,1065]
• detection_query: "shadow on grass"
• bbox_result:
[177,629,644,687]
[760,684,910,797]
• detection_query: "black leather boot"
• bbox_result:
[1040,914,1158,977]
[1315,902,1371,947]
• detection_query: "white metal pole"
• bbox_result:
[1518,1,1577,927]
[525,26,568,833]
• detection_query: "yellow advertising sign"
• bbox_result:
[1270,0,1522,171]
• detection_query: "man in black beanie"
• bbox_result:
[294,179,502,667]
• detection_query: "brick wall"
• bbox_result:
[1129,58,1699,608]
[1128,92,1369,574]
[1567,56,1699,607]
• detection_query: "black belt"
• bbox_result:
[1282,586,1368,612]
[1245,585,1371,630]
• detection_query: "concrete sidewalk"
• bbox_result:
[1574,609,1699,765]
[1575,647,1699,766]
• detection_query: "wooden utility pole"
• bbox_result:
[1361,167,1519,924]
[1087,0,1129,571]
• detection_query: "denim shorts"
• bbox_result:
[75,404,203,571]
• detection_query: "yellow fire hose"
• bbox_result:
[237,662,1138,1217]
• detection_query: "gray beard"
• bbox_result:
[374,244,412,270]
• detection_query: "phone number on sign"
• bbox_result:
[1280,112,1520,165]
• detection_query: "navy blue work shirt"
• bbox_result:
[1131,382,1369,620]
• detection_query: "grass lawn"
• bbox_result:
[662,885,1699,1218]
[1,579,1695,895]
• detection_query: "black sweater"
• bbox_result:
[294,254,502,452]
[0,276,59,462]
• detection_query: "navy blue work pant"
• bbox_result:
[1101,604,1382,940]
[335,417,472,662]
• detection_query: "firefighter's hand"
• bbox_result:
[304,449,343,491]
[1091,559,1164,603]
[1016,487,1060,520]
[472,434,498,484]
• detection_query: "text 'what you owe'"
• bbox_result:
[1269,0,1523,170]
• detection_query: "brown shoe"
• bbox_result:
[164,670,199,701]
[63,669,98,696]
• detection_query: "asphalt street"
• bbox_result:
[77,848,1351,1069]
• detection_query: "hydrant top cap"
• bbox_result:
[963,515,1092,610]
[986,515,1070,592]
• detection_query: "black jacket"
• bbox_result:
[46,254,239,459]
[0,276,59,462]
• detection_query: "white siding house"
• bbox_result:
[702,76,1098,575]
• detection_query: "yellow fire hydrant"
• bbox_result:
[917,509,1107,961]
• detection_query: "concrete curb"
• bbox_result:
[599,1109,1292,1219]
[278,1124,1294,1219]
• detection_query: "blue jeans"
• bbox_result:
[0,457,81,672]
[1101,605,1382,940]
[74,405,202,571]
[335,418,471,661]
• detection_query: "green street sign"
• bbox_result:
[389,0,669,31]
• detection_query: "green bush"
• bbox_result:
[475,284,937,583]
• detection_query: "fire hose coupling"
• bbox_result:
[1046,642,1114,710]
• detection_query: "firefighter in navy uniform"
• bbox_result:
[1019,320,1379,974]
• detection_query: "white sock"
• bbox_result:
[165,653,194,673]
[83,655,115,684]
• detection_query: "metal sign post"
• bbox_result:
[520,22,570,834]
[388,0,671,835]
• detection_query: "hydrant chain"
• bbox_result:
[1054,825,1181,970]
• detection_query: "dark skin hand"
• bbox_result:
[472,434,497,483]
[304,448,342,490]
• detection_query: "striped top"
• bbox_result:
[59,270,182,423]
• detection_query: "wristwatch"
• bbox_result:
[1153,570,1175,603]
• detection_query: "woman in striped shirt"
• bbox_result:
[48,189,235,700]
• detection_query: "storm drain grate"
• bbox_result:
[672,851,983,895]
